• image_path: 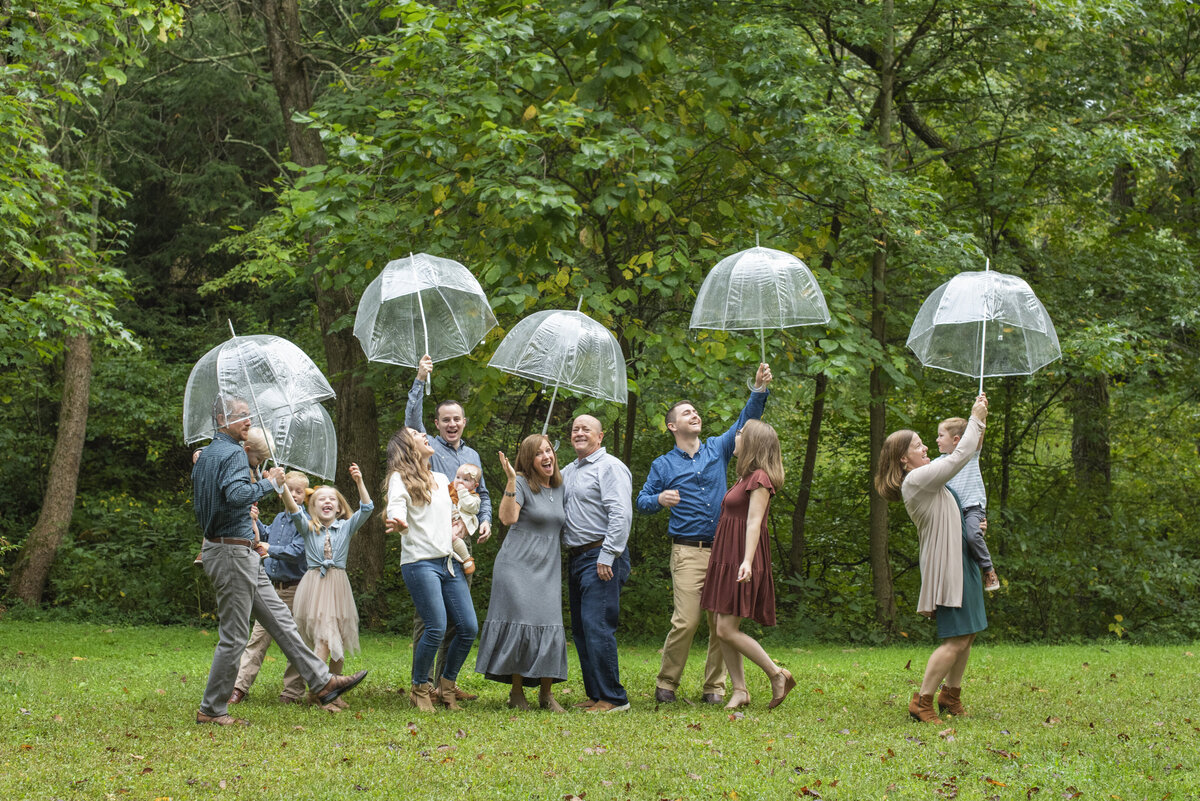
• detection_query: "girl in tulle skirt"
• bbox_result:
[280,462,374,709]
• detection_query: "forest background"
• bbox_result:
[3,0,1198,645]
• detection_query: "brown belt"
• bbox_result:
[672,537,712,549]
[208,538,254,548]
[273,580,300,591]
[568,540,605,559]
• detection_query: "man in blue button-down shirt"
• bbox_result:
[562,414,634,712]
[636,363,772,705]
[193,397,365,724]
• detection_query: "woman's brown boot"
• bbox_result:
[937,685,965,716]
[409,682,437,712]
[908,692,943,723]
[438,677,462,711]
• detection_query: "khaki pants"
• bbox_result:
[656,543,725,696]
[233,582,306,701]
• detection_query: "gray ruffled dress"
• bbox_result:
[474,475,569,684]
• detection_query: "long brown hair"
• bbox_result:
[874,429,916,503]
[384,428,436,506]
[514,434,562,492]
[735,419,784,489]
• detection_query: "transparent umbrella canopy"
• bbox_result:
[259,398,337,481]
[354,252,497,394]
[488,308,628,435]
[690,246,830,362]
[182,327,336,445]
[906,264,1061,392]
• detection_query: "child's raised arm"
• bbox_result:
[279,482,301,514]
[349,462,371,506]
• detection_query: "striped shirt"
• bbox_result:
[941,451,987,510]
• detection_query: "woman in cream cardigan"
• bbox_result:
[874,394,989,724]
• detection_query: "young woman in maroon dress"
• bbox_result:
[700,419,796,710]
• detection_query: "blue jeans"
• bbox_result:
[401,557,478,686]
[568,547,630,704]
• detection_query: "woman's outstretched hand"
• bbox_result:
[497,450,516,481]
[971,393,989,423]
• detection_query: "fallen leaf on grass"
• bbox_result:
[455,729,468,739]
[1062,788,1081,799]
[52,715,63,722]
[436,744,456,752]
[728,711,745,721]
[687,723,702,730]
[904,660,912,670]
[687,772,701,780]
[938,728,956,741]
[582,745,607,755]
[798,787,822,797]
[985,778,1007,787]
[218,780,227,790]
[1043,717,1061,727]
[72,656,87,661]
[140,768,153,775]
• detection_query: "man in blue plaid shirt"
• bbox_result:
[192,395,367,725]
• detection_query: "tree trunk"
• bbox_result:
[1070,374,1111,496]
[8,334,92,603]
[789,371,827,578]
[256,0,385,606]
[867,0,898,634]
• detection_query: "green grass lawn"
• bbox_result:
[1,622,1197,800]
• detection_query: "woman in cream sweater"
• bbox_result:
[874,394,989,724]
[384,427,479,712]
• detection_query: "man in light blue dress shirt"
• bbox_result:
[636,363,772,704]
[561,414,633,712]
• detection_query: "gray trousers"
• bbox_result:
[962,505,994,571]
[233,583,306,701]
[200,540,330,716]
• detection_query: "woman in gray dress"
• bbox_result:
[474,434,568,712]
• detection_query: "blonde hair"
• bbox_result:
[455,463,481,484]
[874,429,916,503]
[735,420,784,489]
[384,428,436,506]
[940,417,967,440]
[305,485,352,533]
[284,471,309,491]
[244,427,273,464]
[513,434,562,492]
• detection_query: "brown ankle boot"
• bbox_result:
[937,685,965,716]
[409,682,436,712]
[438,677,462,711]
[908,692,943,723]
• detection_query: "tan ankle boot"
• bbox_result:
[438,677,462,711]
[937,685,965,716]
[409,682,436,712]
[908,692,943,723]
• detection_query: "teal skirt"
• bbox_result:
[935,519,988,639]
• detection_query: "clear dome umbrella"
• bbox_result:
[690,245,831,364]
[354,252,497,395]
[906,260,1061,392]
[182,322,336,447]
[488,304,627,435]
[259,397,337,481]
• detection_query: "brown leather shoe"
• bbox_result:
[572,699,597,709]
[228,688,247,705]
[317,669,367,706]
[585,700,630,713]
[909,691,943,723]
[196,711,249,726]
[409,682,437,712]
[654,688,677,703]
[937,685,966,716]
[701,693,724,704]
[452,683,478,701]
[279,694,301,705]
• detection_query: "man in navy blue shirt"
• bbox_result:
[636,363,772,704]
[193,396,366,724]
